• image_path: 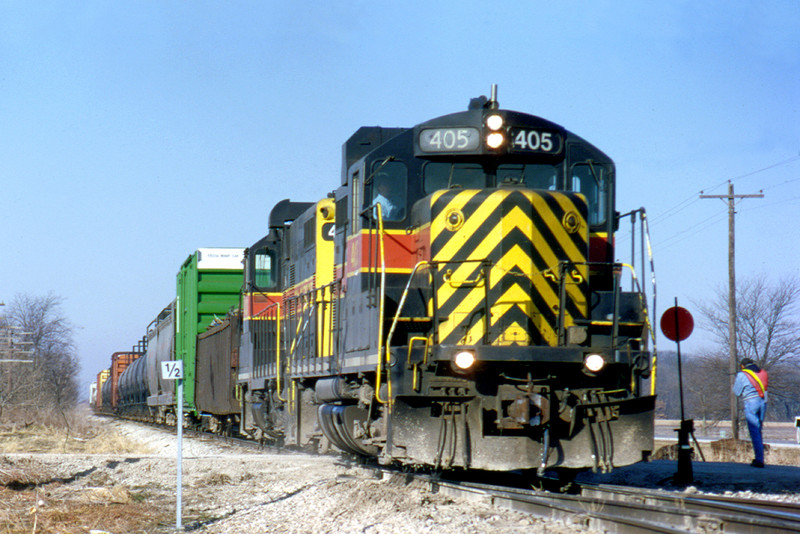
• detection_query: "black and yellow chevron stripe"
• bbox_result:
[430,189,588,346]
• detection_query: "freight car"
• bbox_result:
[106,87,657,474]
[109,248,244,426]
[92,369,109,411]
[99,352,139,413]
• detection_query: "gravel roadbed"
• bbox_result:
[1,419,586,533]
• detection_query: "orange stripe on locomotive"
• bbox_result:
[344,229,419,277]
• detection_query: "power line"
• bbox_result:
[738,193,800,213]
[697,154,800,197]
[651,210,727,252]
[632,153,798,252]
[730,154,800,183]
[647,193,701,227]
[758,172,800,194]
[646,154,799,231]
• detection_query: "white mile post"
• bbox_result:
[162,360,184,531]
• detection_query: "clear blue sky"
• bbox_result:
[2,2,798,392]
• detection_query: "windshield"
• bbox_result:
[497,163,559,190]
[421,160,609,225]
[423,162,485,193]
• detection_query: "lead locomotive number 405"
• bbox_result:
[98,86,657,475]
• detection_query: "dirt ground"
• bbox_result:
[1,412,798,534]
[0,413,584,534]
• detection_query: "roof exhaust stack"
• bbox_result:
[488,84,499,109]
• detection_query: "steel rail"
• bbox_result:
[395,472,800,534]
[580,482,800,534]
[415,476,685,534]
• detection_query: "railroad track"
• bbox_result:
[580,483,800,533]
[406,473,800,534]
[111,416,800,533]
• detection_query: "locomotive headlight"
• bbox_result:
[485,114,504,131]
[486,132,505,149]
[584,353,606,373]
[453,350,476,370]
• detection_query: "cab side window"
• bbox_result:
[570,163,608,225]
[364,160,407,221]
[252,247,276,289]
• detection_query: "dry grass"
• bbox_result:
[1,408,796,533]
[0,407,151,455]
[0,406,169,533]
[0,485,173,534]
[0,455,174,534]
[0,423,150,455]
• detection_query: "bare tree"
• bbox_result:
[2,293,80,420]
[695,275,800,422]
[684,351,730,428]
[697,276,800,369]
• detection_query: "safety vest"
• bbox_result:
[743,368,768,398]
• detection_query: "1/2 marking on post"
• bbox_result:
[161,360,184,380]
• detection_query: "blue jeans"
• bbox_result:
[743,397,767,463]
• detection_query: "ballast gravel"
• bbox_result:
[5,418,799,533]
[4,419,587,533]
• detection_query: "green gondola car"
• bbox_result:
[175,247,244,413]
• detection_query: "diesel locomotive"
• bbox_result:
[98,87,657,473]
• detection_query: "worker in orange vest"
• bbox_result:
[733,357,768,467]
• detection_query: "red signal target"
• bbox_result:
[660,306,694,342]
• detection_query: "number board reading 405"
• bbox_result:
[510,129,563,154]
[419,128,481,153]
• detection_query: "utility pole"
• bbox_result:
[0,302,34,363]
[700,182,763,441]
[0,302,34,401]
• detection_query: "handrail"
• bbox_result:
[252,298,279,318]
[248,281,340,403]
[618,208,658,395]
[616,262,657,395]
[639,209,658,396]
[378,260,435,404]
[372,204,391,404]
[275,302,287,402]
[248,299,286,400]
[616,263,654,343]
[287,308,304,361]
